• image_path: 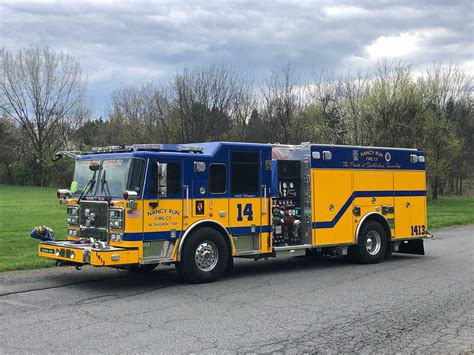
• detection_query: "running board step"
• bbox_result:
[273,244,312,257]
[273,244,312,251]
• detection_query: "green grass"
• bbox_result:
[427,195,474,229]
[0,184,65,272]
[0,184,473,272]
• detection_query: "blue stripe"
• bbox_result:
[313,190,426,229]
[123,225,272,241]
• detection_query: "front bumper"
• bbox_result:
[38,240,139,267]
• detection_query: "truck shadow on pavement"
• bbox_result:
[62,253,425,294]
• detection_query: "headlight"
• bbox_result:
[67,206,78,215]
[109,208,124,230]
[109,209,122,218]
[110,233,122,242]
[68,228,78,236]
[67,216,79,225]
[109,220,123,229]
[66,206,79,226]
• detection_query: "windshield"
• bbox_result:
[70,158,145,197]
[70,160,100,195]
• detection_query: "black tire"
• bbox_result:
[175,261,189,282]
[127,263,158,274]
[354,220,388,264]
[178,227,228,284]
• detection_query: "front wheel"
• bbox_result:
[354,220,388,264]
[177,227,228,283]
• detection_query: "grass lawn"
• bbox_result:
[0,184,65,272]
[427,195,474,229]
[0,184,473,272]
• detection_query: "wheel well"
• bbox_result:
[356,213,391,243]
[178,221,233,261]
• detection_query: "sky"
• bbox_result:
[1,0,473,116]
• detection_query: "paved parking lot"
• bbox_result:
[0,225,473,353]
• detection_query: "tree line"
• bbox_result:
[1,47,472,199]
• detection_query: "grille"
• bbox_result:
[79,201,109,240]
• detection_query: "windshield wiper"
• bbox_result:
[77,170,97,202]
[100,170,111,198]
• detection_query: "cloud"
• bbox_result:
[0,0,472,116]
[322,5,368,18]
[366,33,422,60]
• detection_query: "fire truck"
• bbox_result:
[35,142,431,283]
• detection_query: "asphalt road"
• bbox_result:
[0,226,473,353]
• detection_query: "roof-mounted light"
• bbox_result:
[178,145,204,153]
[132,144,164,151]
[91,145,133,153]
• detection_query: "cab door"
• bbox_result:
[228,150,271,254]
[143,159,183,248]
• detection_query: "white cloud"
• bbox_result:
[322,5,368,18]
[366,32,422,60]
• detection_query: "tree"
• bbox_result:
[245,109,265,142]
[0,116,21,183]
[171,65,251,142]
[310,71,347,144]
[418,64,473,195]
[108,83,173,144]
[420,105,461,200]
[260,65,303,144]
[0,47,88,186]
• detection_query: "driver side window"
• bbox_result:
[150,161,181,196]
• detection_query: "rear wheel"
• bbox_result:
[176,227,228,283]
[354,220,387,263]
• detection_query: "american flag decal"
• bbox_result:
[127,209,141,218]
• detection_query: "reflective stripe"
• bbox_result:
[313,190,426,229]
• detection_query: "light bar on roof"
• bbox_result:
[132,144,164,151]
[91,145,133,153]
[178,145,204,153]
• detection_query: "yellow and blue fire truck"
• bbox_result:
[35,142,431,283]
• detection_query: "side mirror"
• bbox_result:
[89,162,100,172]
[57,189,71,205]
[52,153,63,162]
[124,190,138,209]
[156,162,167,197]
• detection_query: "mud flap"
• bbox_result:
[395,239,425,255]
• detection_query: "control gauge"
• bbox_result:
[289,182,294,188]
[282,182,288,188]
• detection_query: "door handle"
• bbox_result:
[262,185,267,215]
[184,185,189,217]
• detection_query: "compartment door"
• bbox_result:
[312,170,336,245]
[408,171,427,237]
[228,150,262,253]
[394,172,412,238]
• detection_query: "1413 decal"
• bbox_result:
[411,224,426,236]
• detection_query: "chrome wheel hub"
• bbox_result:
[366,230,382,255]
[195,241,218,272]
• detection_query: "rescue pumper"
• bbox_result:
[35,142,431,283]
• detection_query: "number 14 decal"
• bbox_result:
[237,203,253,221]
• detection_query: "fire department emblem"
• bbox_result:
[352,150,359,161]
[385,152,392,162]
